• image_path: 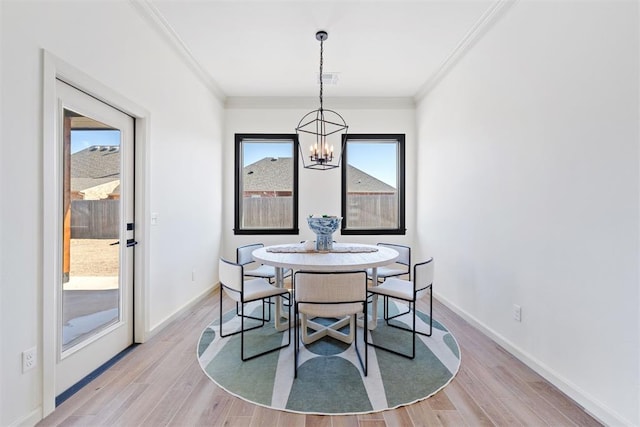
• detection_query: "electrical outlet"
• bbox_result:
[22,347,36,373]
[513,304,522,322]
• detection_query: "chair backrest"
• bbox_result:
[378,243,411,267]
[294,271,367,304]
[236,243,264,266]
[219,258,244,293]
[413,258,434,293]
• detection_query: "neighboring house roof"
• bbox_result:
[71,145,120,193]
[347,165,396,193]
[80,180,121,200]
[242,157,395,193]
[243,157,294,192]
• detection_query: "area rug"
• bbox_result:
[197,300,460,415]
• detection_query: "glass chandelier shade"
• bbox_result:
[296,31,348,170]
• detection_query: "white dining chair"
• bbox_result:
[367,258,434,359]
[366,243,411,283]
[237,243,292,284]
[218,258,291,361]
[293,270,368,377]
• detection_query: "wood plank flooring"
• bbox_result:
[39,291,602,426]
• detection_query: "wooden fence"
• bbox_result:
[71,200,119,239]
[346,194,398,228]
[241,194,397,229]
[242,197,294,228]
[70,195,397,235]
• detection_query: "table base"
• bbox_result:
[301,315,355,344]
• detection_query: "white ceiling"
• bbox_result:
[144,0,499,99]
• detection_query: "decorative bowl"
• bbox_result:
[307,216,341,251]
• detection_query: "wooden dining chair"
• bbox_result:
[218,258,291,361]
[366,243,411,283]
[367,258,434,359]
[293,270,368,378]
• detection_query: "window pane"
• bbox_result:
[235,135,299,234]
[62,109,121,352]
[342,134,405,235]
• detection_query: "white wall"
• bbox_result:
[0,1,223,425]
[416,1,639,425]
[0,1,4,422]
[223,101,417,258]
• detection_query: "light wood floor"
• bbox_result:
[39,291,602,427]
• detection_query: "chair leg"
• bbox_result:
[241,295,291,362]
[428,286,433,336]
[363,302,368,376]
[352,303,368,377]
[220,290,291,362]
[220,286,224,335]
[221,300,266,339]
[367,291,433,360]
[383,297,411,325]
[294,302,299,378]
[411,300,416,359]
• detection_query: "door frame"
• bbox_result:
[41,50,150,417]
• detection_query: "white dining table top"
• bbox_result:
[252,243,399,271]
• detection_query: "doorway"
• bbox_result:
[55,80,135,397]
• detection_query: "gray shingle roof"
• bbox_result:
[71,145,120,191]
[242,157,395,193]
[347,165,396,193]
[243,157,293,192]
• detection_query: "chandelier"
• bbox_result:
[296,31,348,170]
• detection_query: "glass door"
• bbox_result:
[56,80,135,396]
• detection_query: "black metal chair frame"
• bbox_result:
[293,270,368,378]
[371,242,411,282]
[219,260,291,362]
[236,243,292,284]
[237,243,293,310]
[367,258,433,360]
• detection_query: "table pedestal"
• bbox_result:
[301,316,354,344]
[271,266,380,334]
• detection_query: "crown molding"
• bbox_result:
[414,0,516,102]
[129,0,226,101]
[225,96,415,110]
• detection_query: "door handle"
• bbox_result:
[111,239,137,247]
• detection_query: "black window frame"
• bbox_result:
[234,133,299,235]
[341,134,406,235]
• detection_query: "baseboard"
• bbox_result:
[146,284,218,340]
[434,292,634,427]
[8,407,41,427]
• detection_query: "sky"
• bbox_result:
[243,140,397,187]
[71,130,120,154]
[72,132,398,187]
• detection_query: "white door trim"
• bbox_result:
[41,50,150,417]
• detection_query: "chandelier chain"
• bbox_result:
[295,30,347,170]
[319,38,324,111]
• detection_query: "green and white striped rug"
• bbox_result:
[197,300,460,415]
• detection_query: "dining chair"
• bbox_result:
[218,258,291,361]
[367,258,434,359]
[366,243,411,283]
[293,270,368,378]
[237,243,292,284]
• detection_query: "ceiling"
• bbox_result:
[143,0,500,100]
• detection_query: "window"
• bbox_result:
[234,134,299,234]
[341,134,406,235]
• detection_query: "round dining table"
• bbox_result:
[252,242,399,332]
